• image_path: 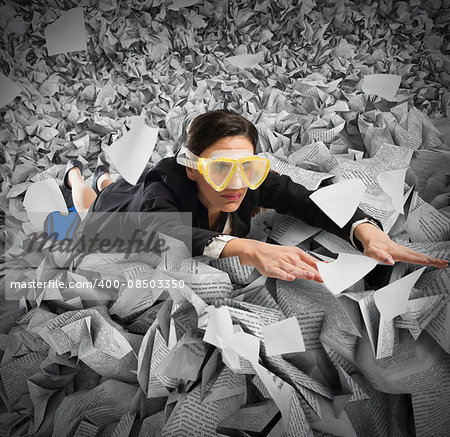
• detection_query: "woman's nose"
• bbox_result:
[226,168,245,189]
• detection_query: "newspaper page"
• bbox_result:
[209,256,255,285]
[269,214,321,246]
[263,152,334,190]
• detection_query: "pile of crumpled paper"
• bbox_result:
[1,0,449,436]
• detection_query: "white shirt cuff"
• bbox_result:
[350,218,382,250]
[203,235,238,259]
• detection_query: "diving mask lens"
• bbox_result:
[241,158,269,188]
[206,160,235,188]
[204,156,270,191]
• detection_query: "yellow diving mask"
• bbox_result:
[176,146,270,192]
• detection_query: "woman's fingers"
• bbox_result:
[395,251,448,268]
[294,247,320,268]
[428,258,448,269]
[364,245,395,265]
[258,239,448,285]
[365,243,449,269]
[399,246,448,268]
[264,262,321,282]
[268,267,296,281]
[278,260,323,283]
[270,247,325,282]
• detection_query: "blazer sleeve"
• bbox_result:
[141,180,223,257]
[257,171,382,248]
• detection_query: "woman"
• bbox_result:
[60,109,447,282]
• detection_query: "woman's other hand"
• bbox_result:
[354,223,448,269]
[221,238,323,282]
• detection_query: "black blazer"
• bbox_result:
[89,157,378,256]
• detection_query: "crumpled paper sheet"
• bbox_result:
[1,0,450,436]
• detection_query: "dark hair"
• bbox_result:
[186,109,258,156]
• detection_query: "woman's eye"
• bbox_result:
[217,163,229,171]
[243,162,251,171]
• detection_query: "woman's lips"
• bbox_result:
[221,193,242,201]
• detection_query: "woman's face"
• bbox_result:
[186,135,254,215]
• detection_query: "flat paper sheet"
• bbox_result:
[361,74,401,101]
[318,253,378,295]
[261,317,306,356]
[226,53,264,69]
[374,267,426,322]
[106,116,159,185]
[23,179,68,229]
[377,168,408,214]
[309,179,367,228]
[0,73,21,108]
[45,8,87,56]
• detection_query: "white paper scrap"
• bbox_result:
[0,73,21,108]
[106,116,159,185]
[318,253,378,295]
[226,332,293,430]
[203,306,240,369]
[23,179,68,229]
[254,364,293,430]
[169,0,199,9]
[377,168,408,214]
[225,331,260,365]
[203,306,234,349]
[261,317,306,356]
[45,8,87,56]
[309,179,366,228]
[374,267,426,322]
[361,74,402,101]
[226,53,264,69]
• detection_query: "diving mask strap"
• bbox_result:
[176,146,200,170]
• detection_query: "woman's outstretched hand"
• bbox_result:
[221,239,323,282]
[354,223,448,269]
[220,224,448,283]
